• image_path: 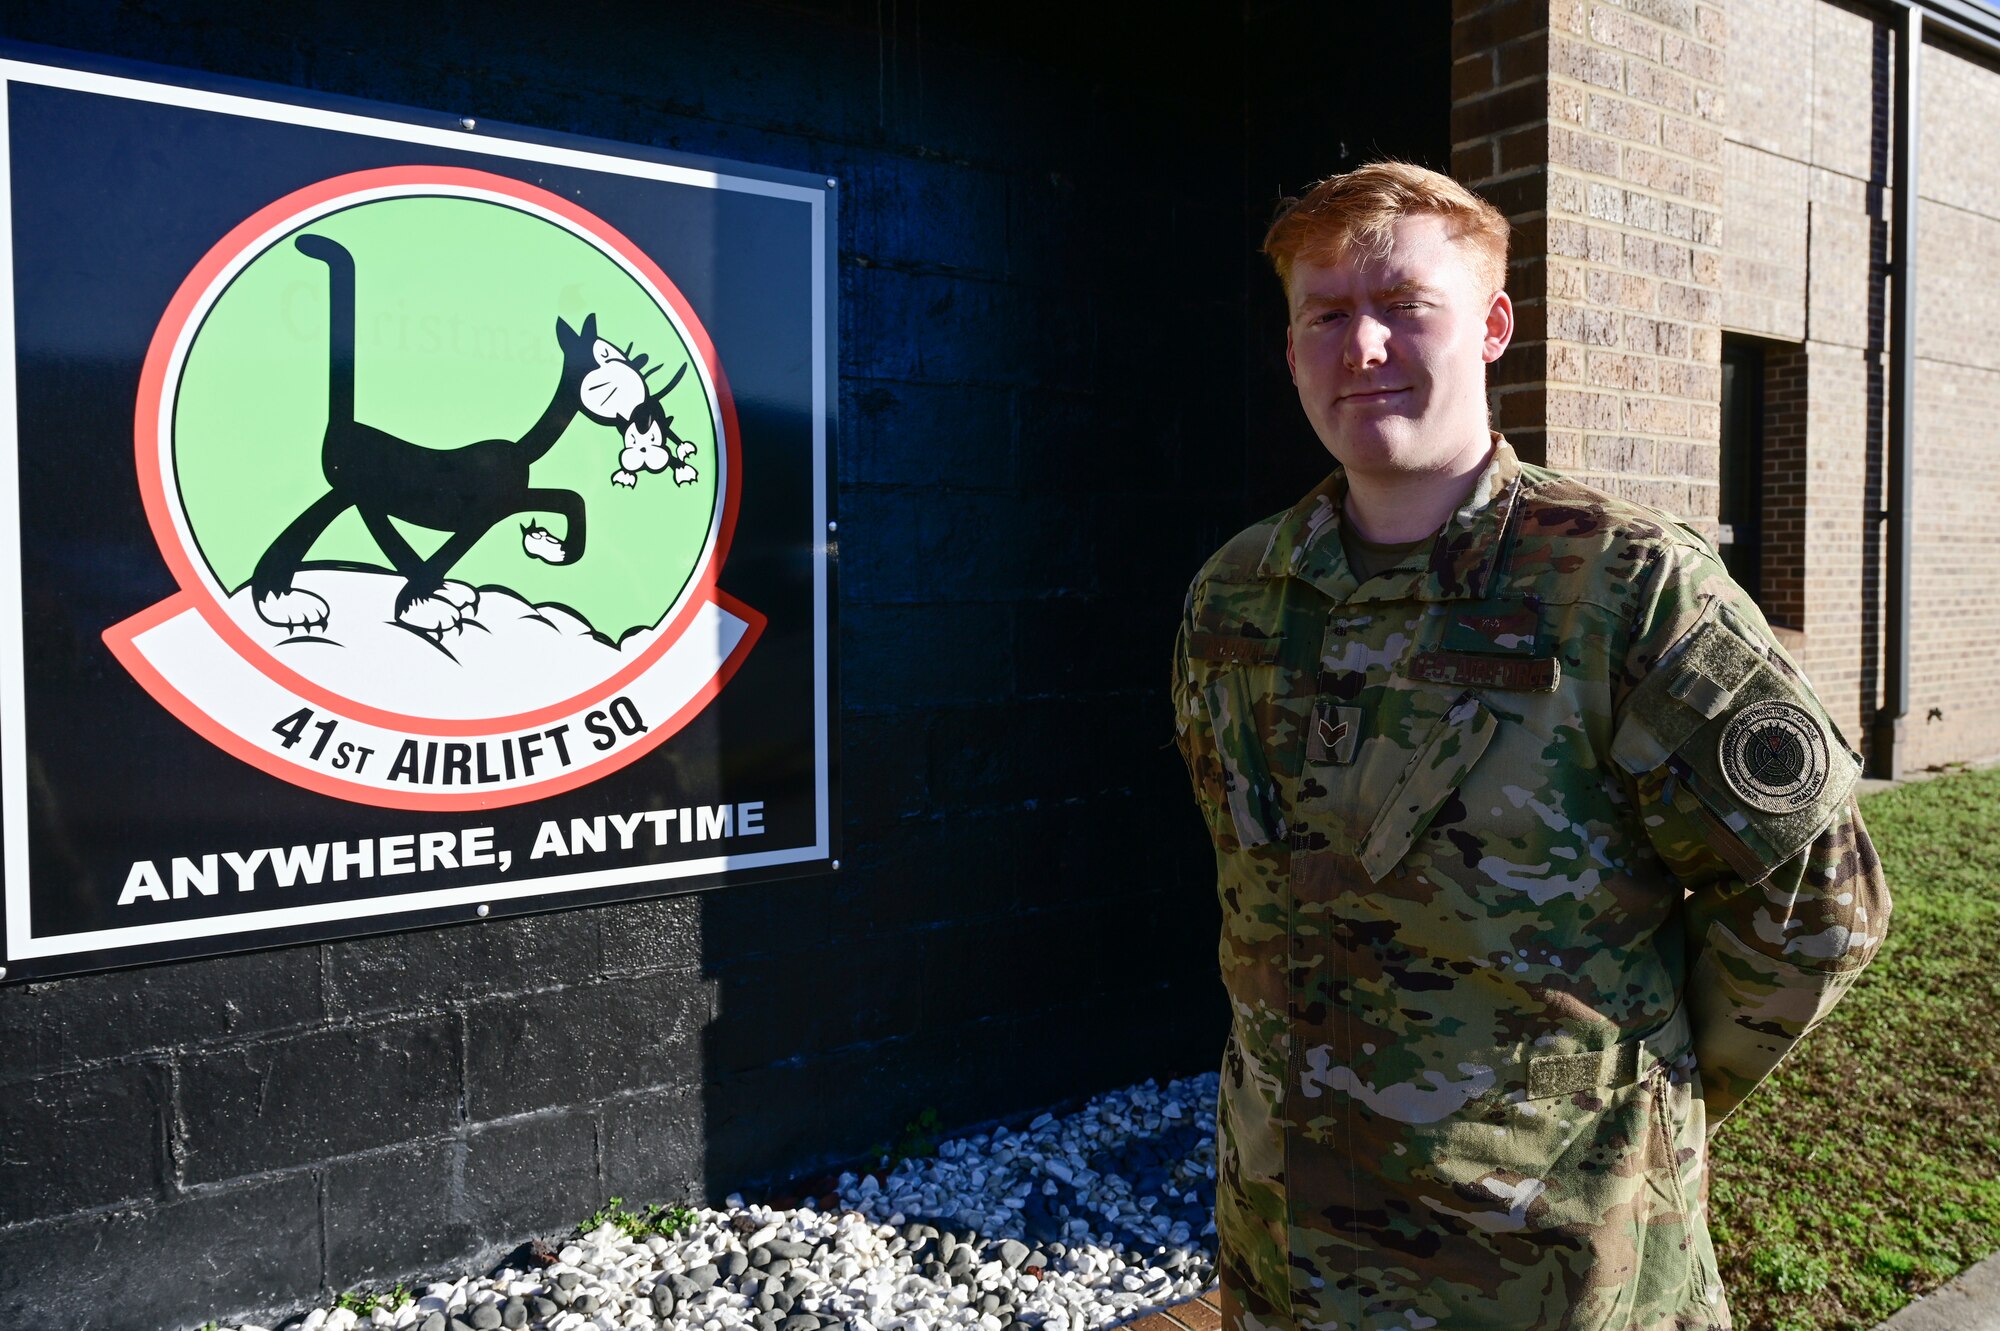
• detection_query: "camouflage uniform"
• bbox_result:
[1172,438,1889,1331]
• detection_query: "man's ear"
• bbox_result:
[1285,325,1298,385]
[1481,289,1515,363]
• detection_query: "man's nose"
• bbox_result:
[1343,315,1390,372]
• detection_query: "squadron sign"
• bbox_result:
[0,51,836,979]
[108,168,755,808]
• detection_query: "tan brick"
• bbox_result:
[1661,113,1722,161]
[1551,78,1588,124]
[1624,395,1692,434]
[1659,281,1720,321]
[1695,2,1725,45]
[1551,0,1587,35]
[1654,436,1693,476]
[1549,387,1624,429]
[1625,314,1693,357]
[1925,45,2000,218]
[1588,92,1662,144]
[1550,218,1622,262]
[1728,0,1814,159]
[1550,125,1622,175]
[1658,360,1719,400]
[1623,232,1693,279]
[1626,0,1696,31]
[1590,4,1664,60]
[1553,32,1627,90]
[1627,60,1694,113]
[1547,257,1590,300]
[1809,0,1885,182]
[1687,400,1720,441]
[1552,300,1624,344]
[1586,350,1660,391]
[1586,267,1658,311]
[1549,342,1587,382]
[1585,435,1656,472]
[1661,33,1723,84]
[1720,141,1806,339]
[1623,145,1694,196]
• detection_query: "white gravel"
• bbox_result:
[201,1072,1219,1331]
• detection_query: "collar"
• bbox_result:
[1256,433,1525,604]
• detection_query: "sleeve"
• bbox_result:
[1609,540,1891,1128]
[1172,577,1235,854]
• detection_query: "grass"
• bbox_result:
[1708,764,2000,1330]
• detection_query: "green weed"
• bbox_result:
[332,1282,411,1315]
[579,1195,699,1241]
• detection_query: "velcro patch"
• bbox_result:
[1186,632,1280,665]
[1406,650,1560,692]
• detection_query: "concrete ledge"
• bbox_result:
[1875,1253,2000,1331]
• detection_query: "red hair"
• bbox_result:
[1263,161,1510,296]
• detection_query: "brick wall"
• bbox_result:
[1451,0,1726,531]
[1724,0,2000,770]
[1760,341,1809,629]
[0,6,1449,1330]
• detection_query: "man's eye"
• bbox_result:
[1393,302,1427,311]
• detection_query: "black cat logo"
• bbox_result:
[108,167,757,811]
[251,233,693,642]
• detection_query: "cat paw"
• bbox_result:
[612,470,638,488]
[675,438,697,462]
[522,523,568,564]
[672,462,699,487]
[255,588,330,633]
[396,593,464,637]
[435,581,480,614]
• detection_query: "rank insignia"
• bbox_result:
[1308,703,1363,766]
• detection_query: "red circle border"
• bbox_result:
[130,165,745,739]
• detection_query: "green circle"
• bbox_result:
[171,193,720,645]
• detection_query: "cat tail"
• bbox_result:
[294,234,357,428]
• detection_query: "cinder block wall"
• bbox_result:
[1451,0,1726,531]
[0,6,1448,1330]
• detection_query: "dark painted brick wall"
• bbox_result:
[0,3,1448,1328]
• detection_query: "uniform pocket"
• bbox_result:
[1357,691,1498,882]
[1201,664,1285,848]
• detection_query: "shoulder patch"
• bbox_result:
[1716,700,1831,814]
[1612,602,1859,875]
